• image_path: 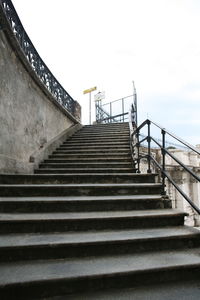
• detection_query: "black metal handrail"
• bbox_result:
[0,0,78,119]
[96,94,135,123]
[130,117,200,215]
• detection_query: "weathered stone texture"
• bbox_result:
[0,31,78,173]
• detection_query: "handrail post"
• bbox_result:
[136,130,141,173]
[161,129,166,195]
[147,120,151,173]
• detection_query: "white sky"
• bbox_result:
[12,0,200,145]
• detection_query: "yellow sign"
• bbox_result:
[83,86,97,94]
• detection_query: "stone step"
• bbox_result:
[63,139,129,145]
[83,123,128,126]
[35,168,135,174]
[60,141,129,147]
[0,194,166,212]
[53,148,130,154]
[83,125,129,129]
[74,129,130,135]
[66,279,200,300]
[58,145,130,150]
[78,127,129,132]
[0,173,156,185]
[0,183,162,197]
[0,173,154,184]
[64,135,130,144]
[43,158,132,163]
[73,133,129,138]
[0,226,199,262]
[1,247,199,299]
[39,162,133,169]
[0,209,186,233]
[49,153,130,159]
[70,133,129,137]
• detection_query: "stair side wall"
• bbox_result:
[0,29,81,174]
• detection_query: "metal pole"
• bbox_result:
[162,129,166,195]
[89,92,91,125]
[147,120,151,173]
[136,130,140,173]
[132,81,137,126]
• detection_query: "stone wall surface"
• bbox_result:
[0,30,79,173]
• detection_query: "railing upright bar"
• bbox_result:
[161,129,166,195]
[136,130,141,173]
[147,120,151,173]
[109,102,112,123]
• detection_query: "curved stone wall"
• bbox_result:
[0,1,81,173]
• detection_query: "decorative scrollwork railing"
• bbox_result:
[0,0,78,119]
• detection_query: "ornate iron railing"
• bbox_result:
[130,117,200,215]
[0,0,78,119]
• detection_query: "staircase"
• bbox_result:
[0,122,200,299]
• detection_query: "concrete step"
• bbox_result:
[1,247,199,299]
[0,209,186,233]
[0,226,199,262]
[0,183,162,197]
[35,168,135,174]
[39,162,133,169]
[0,173,154,184]
[0,194,167,212]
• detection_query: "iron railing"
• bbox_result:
[0,0,78,118]
[130,116,200,215]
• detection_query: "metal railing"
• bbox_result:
[0,0,78,119]
[130,115,200,215]
[96,93,137,124]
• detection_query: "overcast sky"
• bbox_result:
[12,0,200,145]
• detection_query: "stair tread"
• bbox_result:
[50,153,130,156]
[40,162,131,165]
[1,247,200,286]
[0,183,161,187]
[0,226,198,248]
[0,194,162,201]
[60,279,200,300]
[35,168,135,173]
[45,158,131,161]
[0,173,155,178]
[0,209,186,221]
